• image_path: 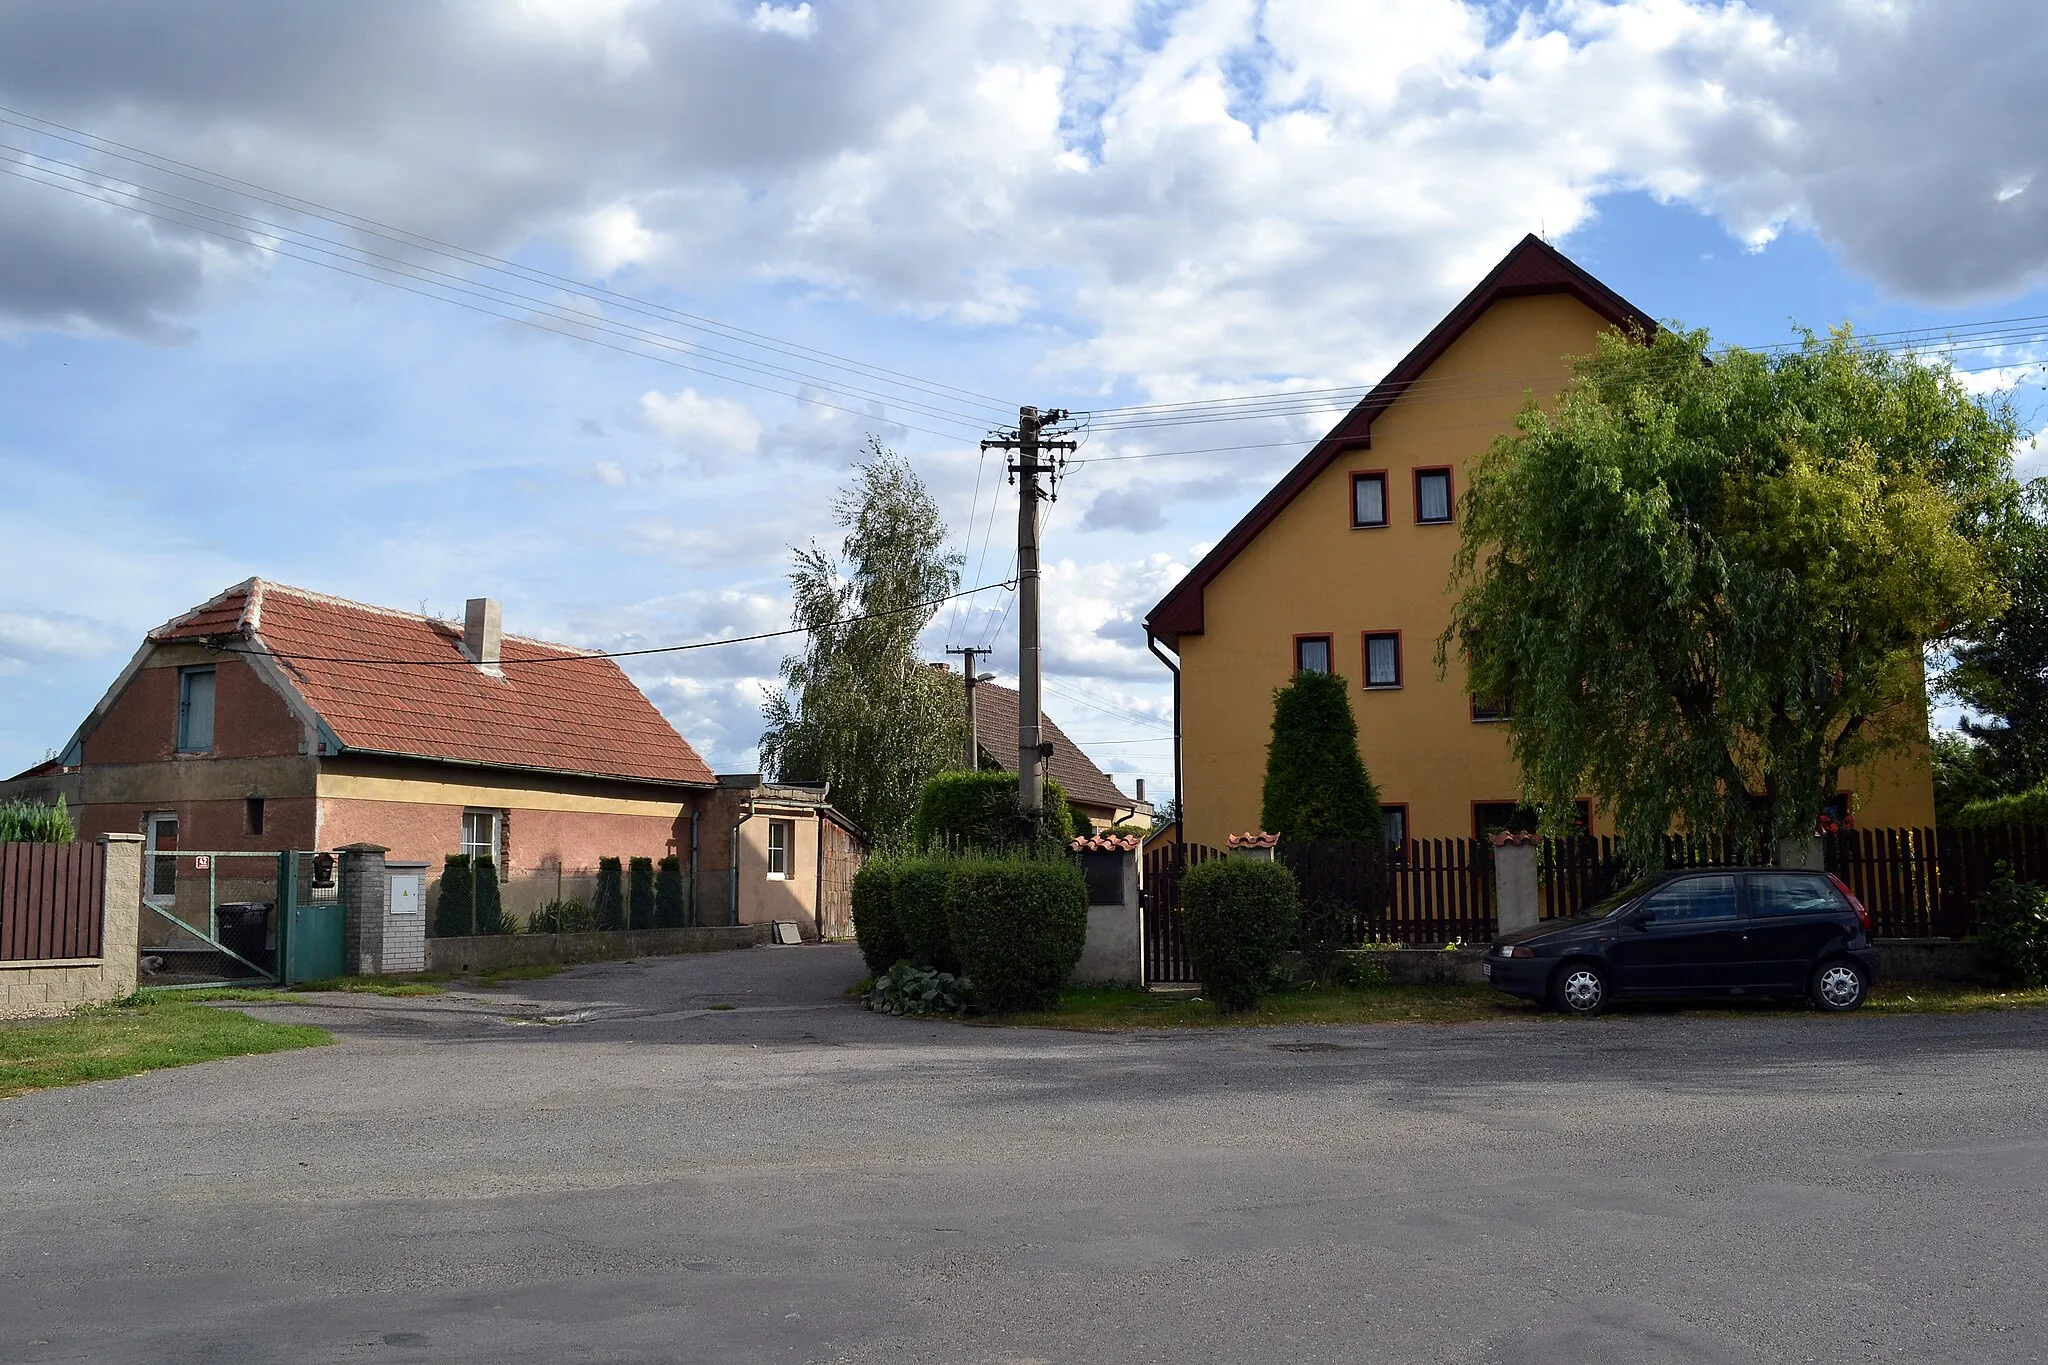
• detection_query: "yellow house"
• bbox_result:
[1144,236,1937,849]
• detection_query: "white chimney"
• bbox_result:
[464,598,503,675]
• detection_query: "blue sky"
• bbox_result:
[3,0,2046,795]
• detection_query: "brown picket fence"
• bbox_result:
[1,840,107,962]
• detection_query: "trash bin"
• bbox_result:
[215,902,274,972]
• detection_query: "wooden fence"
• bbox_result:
[1,840,106,962]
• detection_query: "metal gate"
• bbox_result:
[1140,843,1222,985]
[140,848,346,985]
[278,851,345,985]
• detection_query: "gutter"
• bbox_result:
[1146,627,1182,824]
[731,792,757,929]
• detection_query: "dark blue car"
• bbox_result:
[1483,867,1877,1016]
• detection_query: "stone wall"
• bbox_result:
[425,923,770,974]
[0,834,142,1019]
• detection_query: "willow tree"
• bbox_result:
[760,441,967,845]
[1445,325,2019,868]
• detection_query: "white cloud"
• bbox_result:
[575,203,660,275]
[749,3,815,40]
[638,387,764,456]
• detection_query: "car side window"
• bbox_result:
[1748,874,1844,919]
[1639,875,1739,923]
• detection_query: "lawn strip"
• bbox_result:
[1,997,331,1100]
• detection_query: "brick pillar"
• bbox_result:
[1493,838,1540,935]
[99,833,143,999]
[339,843,389,976]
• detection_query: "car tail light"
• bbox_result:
[1829,873,1872,935]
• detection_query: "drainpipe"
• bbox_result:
[813,807,826,942]
[1146,627,1182,827]
[688,808,700,928]
[731,792,757,929]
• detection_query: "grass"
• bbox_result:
[0,996,331,1100]
[989,980,2048,1030]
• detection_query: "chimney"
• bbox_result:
[1135,778,1147,803]
[464,598,503,675]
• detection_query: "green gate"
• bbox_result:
[277,851,346,985]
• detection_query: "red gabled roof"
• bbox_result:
[965,679,1136,811]
[152,580,716,787]
[1145,235,1655,644]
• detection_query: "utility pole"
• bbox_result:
[982,405,1077,820]
[943,645,986,770]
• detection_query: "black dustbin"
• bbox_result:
[215,902,274,971]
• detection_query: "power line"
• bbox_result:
[0,104,1015,421]
[207,579,1016,669]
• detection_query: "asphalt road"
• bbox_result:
[4,944,2045,1364]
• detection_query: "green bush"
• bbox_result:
[894,857,959,974]
[527,899,596,934]
[655,856,687,928]
[627,856,656,930]
[1182,858,1302,1011]
[1260,669,1381,842]
[471,857,510,934]
[0,795,75,843]
[944,855,1087,1013]
[862,962,974,1017]
[592,857,624,931]
[851,857,908,974]
[1977,866,2048,987]
[1954,783,2048,828]
[434,855,475,938]
[910,769,1075,850]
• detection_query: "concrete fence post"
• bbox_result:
[1072,839,1143,985]
[1493,836,1540,936]
[1227,833,1279,862]
[99,833,143,999]
[339,843,389,976]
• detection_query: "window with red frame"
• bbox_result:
[1363,632,1401,688]
[1294,635,1333,674]
[1351,472,1388,528]
[1415,467,1453,524]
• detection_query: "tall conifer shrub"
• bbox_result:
[1259,670,1382,842]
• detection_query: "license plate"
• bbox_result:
[1481,962,1492,977]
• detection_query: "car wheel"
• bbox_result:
[1809,958,1867,1012]
[1551,961,1608,1017]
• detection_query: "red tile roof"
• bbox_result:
[964,679,1136,811]
[153,580,715,787]
[1227,831,1280,849]
[1071,832,1142,853]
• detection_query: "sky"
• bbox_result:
[3,0,2047,797]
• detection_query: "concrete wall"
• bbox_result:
[1073,850,1142,985]
[1175,290,1938,847]
[425,923,769,973]
[0,834,142,1019]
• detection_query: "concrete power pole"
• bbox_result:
[943,645,986,770]
[982,406,1076,821]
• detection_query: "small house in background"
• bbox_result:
[0,579,742,946]
[697,776,867,940]
[961,678,1155,830]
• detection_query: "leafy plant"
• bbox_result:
[433,854,475,938]
[1295,893,1357,987]
[1260,670,1381,843]
[893,856,960,974]
[1977,866,2048,988]
[0,795,74,843]
[1945,478,2048,797]
[909,769,1074,850]
[592,857,624,931]
[1953,782,2048,829]
[862,962,974,1017]
[471,856,510,934]
[627,856,656,931]
[655,855,687,928]
[850,857,908,974]
[1181,858,1302,1012]
[527,899,596,934]
[944,855,1088,1013]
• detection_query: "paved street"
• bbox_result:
[4,944,2046,1364]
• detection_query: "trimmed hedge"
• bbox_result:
[655,855,687,928]
[627,856,656,931]
[434,854,475,938]
[894,857,959,975]
[1954,783,2048,828]
[944,855,1087,1013]
[1978,867,2048,987]
[471,856,510,934]
[593,857,625,931]
[1182,858,1302,1012]
[851,858,908,974]
[910,769,1075,850]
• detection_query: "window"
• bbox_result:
[1382,804,1408,849]
[1472,800,1590,840]
[245,797,265,836]
[1350,472,1388,528]
[461,810,500,866]
[1471,695,1513,722]
[177,666,216,752]
[145,813,178,903]
[1748,874,1844,919]
[767,819,795,878]
[1415,467,1453,524]
[1640,875,1739,923]
[1294,635,1332,675]
[1363,632,1401,688]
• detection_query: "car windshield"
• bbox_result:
[1585,879,1653,918]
